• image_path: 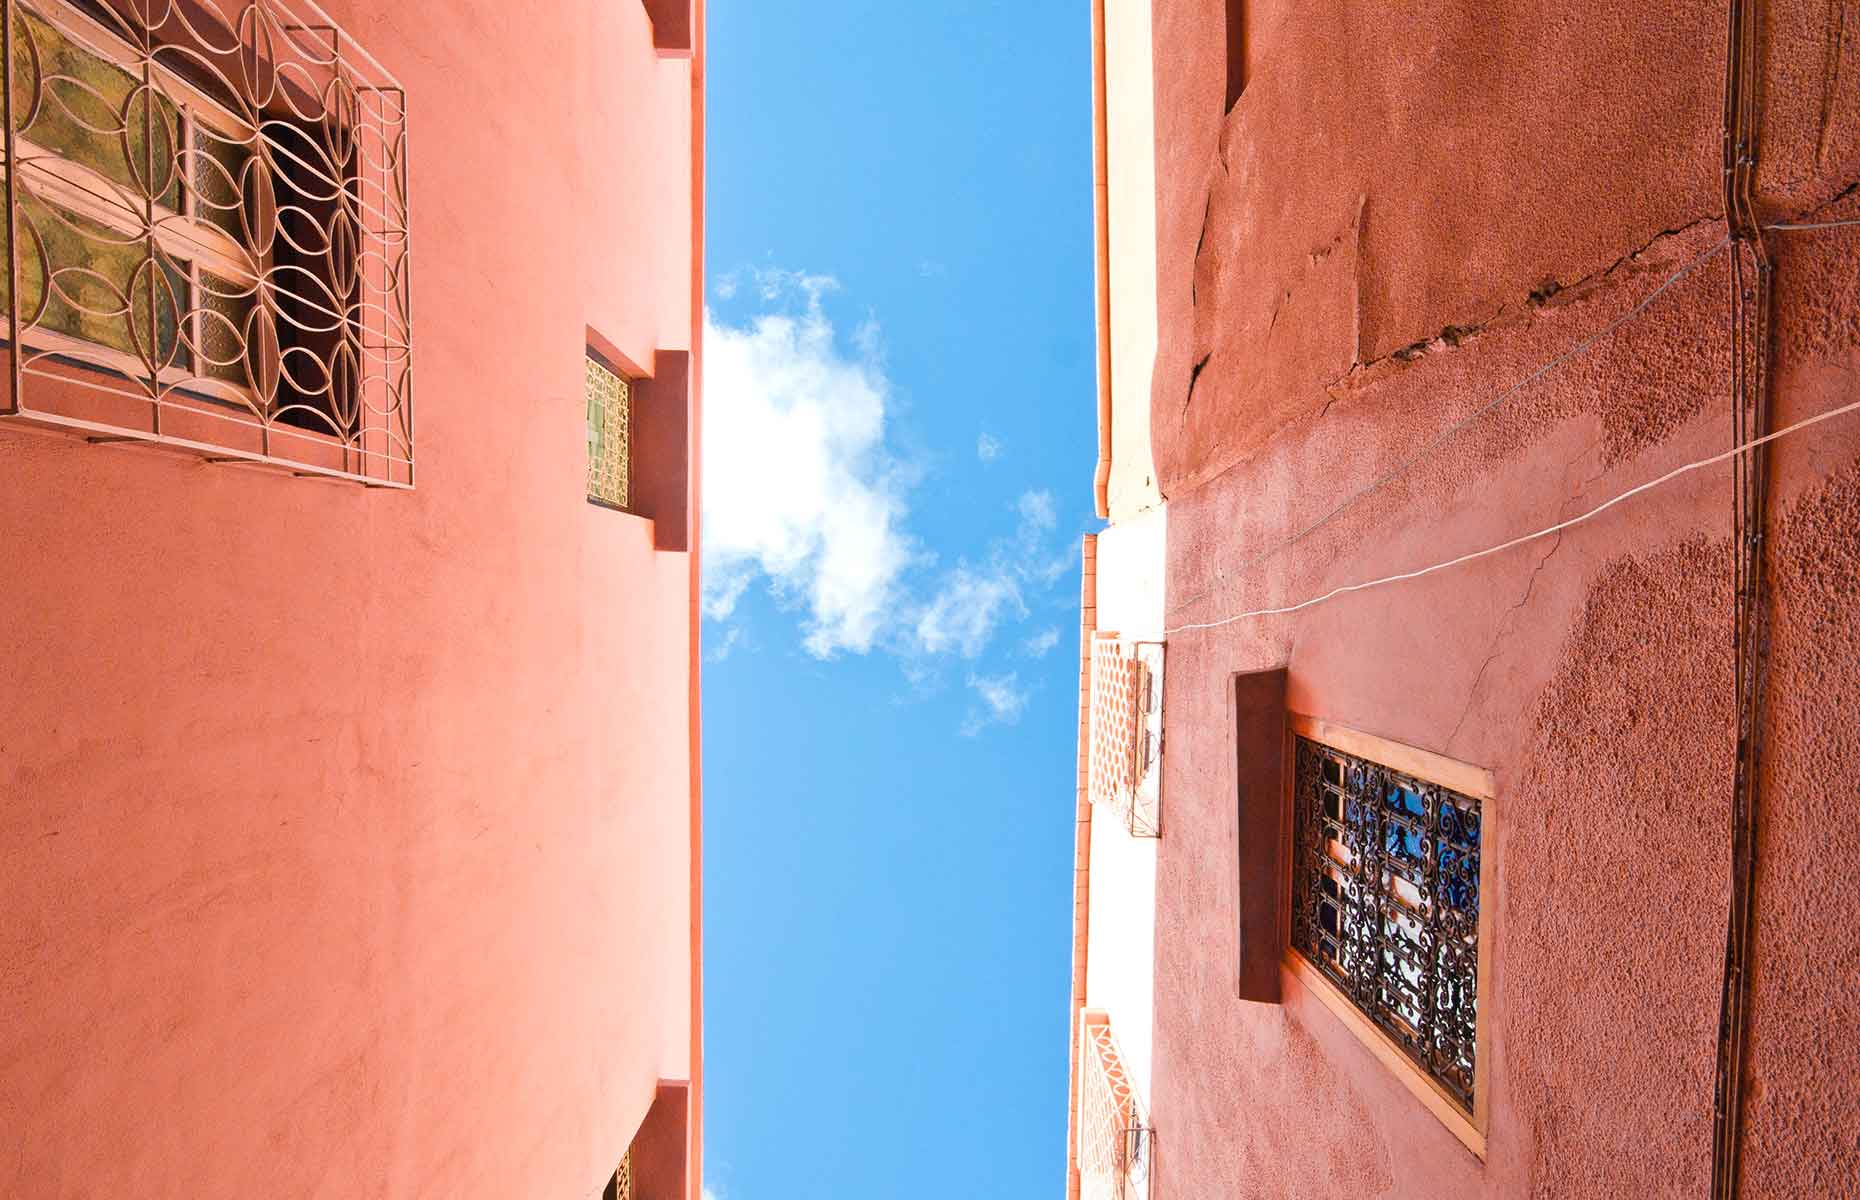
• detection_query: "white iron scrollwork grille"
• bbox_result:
[1077,1015,1152,1200]
[0,0,412,485]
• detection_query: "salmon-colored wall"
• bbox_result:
[0,1,700,1195]
[1137,2,1860,1196]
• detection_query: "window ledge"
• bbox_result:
[1283,949,1486,1158]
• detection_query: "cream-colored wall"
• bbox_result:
[1083,505,1166,1100]
[1104,0,1162,522]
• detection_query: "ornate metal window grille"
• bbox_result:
[0,0,412,486]
[601,1148,632,1200]
[1076,1015,1151,1200]
[1291,735,1482,1112]
[585,353,629,509]
[1088,637,1163,837]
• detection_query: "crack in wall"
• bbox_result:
[1446,528,1562,754]
[1183,351,1213,419]
[1445,446,1600,753]
[1328,214,1724,397]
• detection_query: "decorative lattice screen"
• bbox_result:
[1088,637,1163,837]
[586,354,630,508]
[1076,1014,1151,1200]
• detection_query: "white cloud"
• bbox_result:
[705,625,744,663]
[703,272,1075,675]
[915,567,1026,658]
[703,273,915,658]
[908,489,1069,659]
[962,671,1030,735]
[1016,488,1056,532]
[1022,627,1061,657]
[712,273,739,301]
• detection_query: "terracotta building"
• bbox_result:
[0,0,704,1195]
[1069,2,1860,1197]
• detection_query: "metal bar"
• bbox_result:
[1711,0,1775,1193]
[4,0,22,415]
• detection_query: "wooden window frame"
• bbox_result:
[1279,713,1496,1158]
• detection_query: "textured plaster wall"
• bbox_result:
[1138,2,1860,1197]
[0,2,696,1197]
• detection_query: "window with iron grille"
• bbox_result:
[600,1147,632,1200]
[1088,636,1163,838]
[0,0,412,485]
[1290,734,1484,1114]
[585,352,630,510]
[1076,1013,1151,1200]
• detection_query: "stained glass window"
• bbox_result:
[1291,735,1483,1112]
[586,355,631,509]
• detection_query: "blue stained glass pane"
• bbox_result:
[1384,819,1423,862]
[1389,784,1426,817]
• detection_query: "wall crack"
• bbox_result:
[1327,213,1723,399]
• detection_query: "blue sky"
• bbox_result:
[701,3,1094,1196]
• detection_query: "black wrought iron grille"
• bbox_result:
[1291,735,1482,1111]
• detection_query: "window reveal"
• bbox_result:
[1291,735,1483,1112]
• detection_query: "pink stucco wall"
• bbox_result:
[0,1,701,1195]
[1139,2,1860,1196]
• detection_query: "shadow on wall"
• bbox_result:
[1225,0,1245,111]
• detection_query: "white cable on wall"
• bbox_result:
[1765,217,1860,231]
[1156,395,1860,637]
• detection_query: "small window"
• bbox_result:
[585,353,632,510]
[600,1148,632,1200]
[1,0,412,485]
[1087,635,1164,837]
[1288,721,1490,1148]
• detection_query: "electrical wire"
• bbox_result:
[1153,394,1860,637]
[1763,217,1860,230]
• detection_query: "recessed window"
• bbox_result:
[600,1148,632,1200]
[1290,730,1485,1118]
[1,0,412,485]
[1087,635,1164,837]
[585,353,632,510]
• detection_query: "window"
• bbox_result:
[1088,635,1164,837]
[599,1081,689,1199]
[585,352,631,510]
[601,1149,632,1200]
[1287,718,1492,1151]
[1076,1011,1152,1200]
[0,0,412,485]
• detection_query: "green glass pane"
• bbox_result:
[193,124,253,238]
[199,270,254,385]
[0,186,189,370]
[13,9,184,212]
